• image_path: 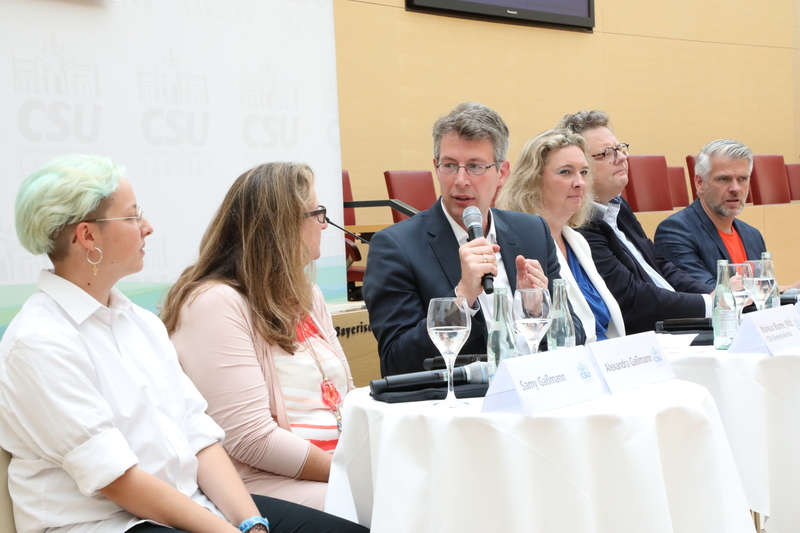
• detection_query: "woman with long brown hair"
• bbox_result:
[161,162,353,511]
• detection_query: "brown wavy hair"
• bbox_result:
[161,162,315,354]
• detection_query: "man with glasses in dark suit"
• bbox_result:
[363,102,585,376]
[559,110,713,334]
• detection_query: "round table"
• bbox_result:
[664,341,800,533]
[325,380,753,533]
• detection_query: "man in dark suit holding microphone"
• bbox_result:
[363,102,584,377]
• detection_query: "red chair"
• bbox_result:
[624,155,673,212]
[667,166,690,208]
[342,170,365,300]
[785,164,800,201]
[750,155,792,205]
[383,170,437,223]
[685,155,699,201]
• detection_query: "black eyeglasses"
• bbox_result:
[435,163,499,175]
[590,143,629,163]
[304,205,327,223]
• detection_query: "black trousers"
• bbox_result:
[125,494,368,533]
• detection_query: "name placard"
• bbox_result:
[728,306,800,355]
[587,331,675,394]
[481,346,606,415]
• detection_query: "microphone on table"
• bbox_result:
[369,361,490,395]
[462,206,493,294]
[325,217,370,244]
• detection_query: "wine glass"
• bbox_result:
[743,260,776,312]
[427,297,471,407]
[729,262,753,323]
[512,288,552,355]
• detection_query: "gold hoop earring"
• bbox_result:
[86,247,103,276]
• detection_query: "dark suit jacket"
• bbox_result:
[363,200,585,376]
[654,199,767,287]
[577,199,713,335]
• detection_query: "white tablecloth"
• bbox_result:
[664,341,800,533]
[325,380,753,533]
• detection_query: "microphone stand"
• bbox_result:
[326,217,371,244]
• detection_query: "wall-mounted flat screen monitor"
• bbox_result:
[406,0,594,30]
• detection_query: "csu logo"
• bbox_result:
[577,362,591,379]
[242,114,298,149]
[17,100,101,143]
[141,108,209,147]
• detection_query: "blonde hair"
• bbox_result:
[161,162,315,354]
[496,129,595,228]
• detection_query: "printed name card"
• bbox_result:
[728,306,800,355]
[481,346,606,415]
[587,331,675,394]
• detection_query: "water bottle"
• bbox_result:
[760,252,781,308]
[713,260,737,350]
[547,279,576,350]
[487,287,515,381]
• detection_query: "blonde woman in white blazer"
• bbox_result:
[497,129,625,342]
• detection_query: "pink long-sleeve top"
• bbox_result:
[169,282,353,507]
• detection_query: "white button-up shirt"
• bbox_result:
[0,270,226,533]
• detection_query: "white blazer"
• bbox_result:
[556,227,626,343]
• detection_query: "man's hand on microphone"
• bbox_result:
[516,255,548,290]
[456,238,500,305]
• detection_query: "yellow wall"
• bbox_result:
[334,0,800,225]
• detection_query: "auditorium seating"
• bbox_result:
[785,164,800,201]
[750,155,792,205]
[1,448,13,533]
[342,170,365,300]
[383,170,437,222]
[624,155,673,211]
[667,166,690,208]
[685,155,699,200]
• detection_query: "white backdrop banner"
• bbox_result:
[0,0,345,335]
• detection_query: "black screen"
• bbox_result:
[407,0,594,30]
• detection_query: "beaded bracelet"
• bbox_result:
[238,516,270,533]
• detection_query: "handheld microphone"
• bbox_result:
[462,206,493,294]
[324,217,370,244]
[369,361,490,395]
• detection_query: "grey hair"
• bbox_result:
[695,139,753,180]
[557,110,611,135]
[432,102,509,163]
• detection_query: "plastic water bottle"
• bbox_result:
[713,260,737,350]
[547,279,576,350]
[487,287,515,381]
[760,252,781,308]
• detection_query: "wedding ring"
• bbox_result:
[482,254,488,263]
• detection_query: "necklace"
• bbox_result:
[298,316,343,432]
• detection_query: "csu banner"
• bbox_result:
[0,0,345,335]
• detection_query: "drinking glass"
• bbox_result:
[729,262,753,323]
[427,297,471,407]
[512,288,552,354]
[743,260,776,312]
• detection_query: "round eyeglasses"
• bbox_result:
[436,163,499,176]
[304,205,327,223]
[590,143,629,163]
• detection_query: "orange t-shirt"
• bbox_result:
[718,226,747,264]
